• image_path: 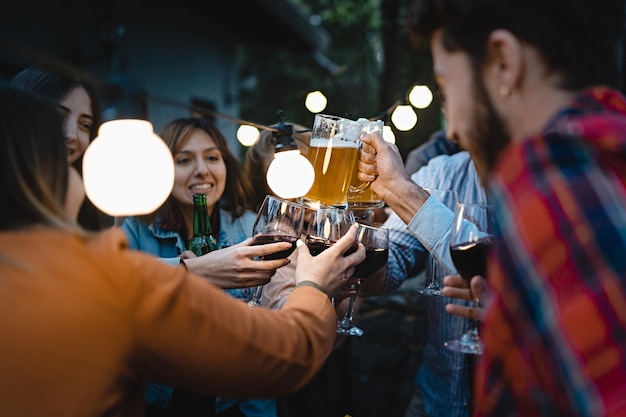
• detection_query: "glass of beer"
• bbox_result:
[347,119,384,209]
[301,115,362,208]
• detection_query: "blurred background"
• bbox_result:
[0,1,436,415]
[0,0,443,160]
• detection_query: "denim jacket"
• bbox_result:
[121,207,277,417]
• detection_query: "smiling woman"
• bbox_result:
[120,117,291,417]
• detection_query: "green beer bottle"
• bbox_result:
[189,194,218,256]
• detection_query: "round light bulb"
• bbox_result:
[305,90,327,113]
[391,105,418,131]
[266,150,315,199]
[382,125,396,144]
[237,124,260,146]
[82,119,175,216]
[408,85,433,109]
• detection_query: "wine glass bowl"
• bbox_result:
[248,195,305,307]
[444,202,495,355]
[353,224,389,278]
[304,208,356,256]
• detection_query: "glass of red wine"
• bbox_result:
[304,208,356,256]
[444,202,495,355]
[417,188,459,296]
[337,223,389,336]
[247,195,305,307]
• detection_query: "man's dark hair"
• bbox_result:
[407,0,626,89]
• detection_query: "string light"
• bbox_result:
[408,85,433,109]
[79,84,435,218]
[148,80,435,148]
[391,104,418,131]
[237,124,260,146]
[305,90,327,113]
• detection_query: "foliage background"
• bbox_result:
[237,0,443,161]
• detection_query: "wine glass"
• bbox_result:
[337,223,389,336]
[247,195,305,307]
[417,188,459,296]
[444,202,495,355]
[304,208,356,256]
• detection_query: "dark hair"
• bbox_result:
[0,83,79,232]
[407,0,626,89]
[11,63,110,231]
[11,63,102,145]
[143,117,254,224]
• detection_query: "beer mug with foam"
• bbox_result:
[302,114,362,208]
[347,119,384,209]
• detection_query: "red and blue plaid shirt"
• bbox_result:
[476,87,626,417]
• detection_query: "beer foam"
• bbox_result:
[310,136,359,148]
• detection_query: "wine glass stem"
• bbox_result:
[426,257,438,289]
[341,282,360,325]
[468,297,479,333]
[250,285,263,305]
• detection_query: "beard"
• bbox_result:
[460,71,512,189]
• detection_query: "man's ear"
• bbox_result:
[485,29,525,98]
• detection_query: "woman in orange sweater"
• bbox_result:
[0,83,364,417]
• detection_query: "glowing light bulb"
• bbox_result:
[82,119,174,216]
[266,150,315,199]
[305,90,327,113]
[237,124,260,146]
[391,105,418,131]
[408,85,433,109]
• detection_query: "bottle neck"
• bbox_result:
[193,204,212,237]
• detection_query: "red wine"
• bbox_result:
[354,247,389,278]
[450,237,492,284]
[253,234,298,260]
[305,236,357,257]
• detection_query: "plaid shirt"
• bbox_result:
[476,87,626,416]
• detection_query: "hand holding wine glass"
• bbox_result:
[442,274,488,320]
[444,202,495,355]
[295,223,365,300]
[304,208,356,256]
[248,195,305,307]
[181,238,291,289]
[337,223,389,336]
[418,188,459,296]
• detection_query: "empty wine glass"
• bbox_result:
[444,202,495,355]
[417,188,459,296]
[337,223,389,336]
[248,195,305,307]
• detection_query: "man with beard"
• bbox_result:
[359,0,626,416]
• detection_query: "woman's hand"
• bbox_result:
[294,224,366,299]
[181,238,291,289]
[441,274,488,321]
